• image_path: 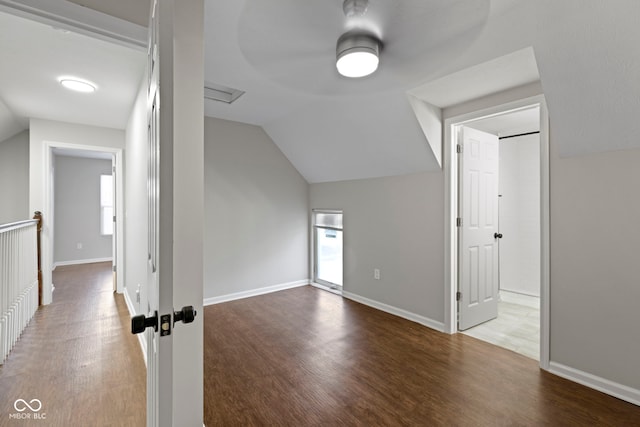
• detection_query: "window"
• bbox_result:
[100,174,114,235]
[313,211,343,288]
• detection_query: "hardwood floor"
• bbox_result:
[204,286,640,426]
[0,262,145,426]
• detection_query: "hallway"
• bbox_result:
[0,262,145,425]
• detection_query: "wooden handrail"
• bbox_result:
[33,211,43,306]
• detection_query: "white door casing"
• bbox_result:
[458,126,500,331]
[112,158,117,292]
[443,94,550,368]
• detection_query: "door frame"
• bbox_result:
[443,94,550,370]
[43,142,125,301]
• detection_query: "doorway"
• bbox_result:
[312,210,344,294]
[444,95,550,368]
[457,107,541,359]
[43,142,124,303]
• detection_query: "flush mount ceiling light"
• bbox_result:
[336,32,380,78]
[59,78,96,93]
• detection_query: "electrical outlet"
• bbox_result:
[374,268,380,280]
[76,242,83,250]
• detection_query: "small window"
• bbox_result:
[313,210,343,289]
[100,174,114,235]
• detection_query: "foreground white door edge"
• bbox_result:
[458,126,500,331]
[143,1,204,426]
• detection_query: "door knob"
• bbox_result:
[131,311,158,334]
[174,305,197,326]
[494,233,503,239]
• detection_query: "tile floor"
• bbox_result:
[462,290,540,360]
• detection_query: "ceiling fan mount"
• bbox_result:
[343,0,369,18]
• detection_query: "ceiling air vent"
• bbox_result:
[204,82,245,104]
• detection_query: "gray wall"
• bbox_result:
[124,78,148,315]
[551,146,640,390]
[498,134,540,296]
[53,155,112,264]
[0,130,29,224]
[310,171,444,322]
[204,117,309,299]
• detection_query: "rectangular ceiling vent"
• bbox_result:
[204,82,245,104]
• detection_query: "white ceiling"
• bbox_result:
[3,1,640,184]
[66,0,149,27]
[0,9,145,140]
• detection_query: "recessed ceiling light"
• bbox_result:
[59,78,96,93]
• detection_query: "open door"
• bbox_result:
[458,126,500,330]
[131,1,204,426]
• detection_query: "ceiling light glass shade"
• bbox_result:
[59,78,96,93]
[336,33,380,78]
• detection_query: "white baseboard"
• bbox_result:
[123,288,147,367]
[342,291,445,333]
[53,257,112,270]
[203,280,309,306]
[549,361,640,407]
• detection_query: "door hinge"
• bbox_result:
[456,291,461,301]
[456,144,463,154]
[113,215,116,223]
[112,166,116,173]
[112,265,116,273]
[456,217,463,227]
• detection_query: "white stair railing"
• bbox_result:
[0,218,39,364]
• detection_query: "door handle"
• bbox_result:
[494,233,503,239]
[131,311,158,334]
[131,307,196,336]
[174,305,197,326]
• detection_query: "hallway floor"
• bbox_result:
[462,291,540,360]
[0,262,145,426]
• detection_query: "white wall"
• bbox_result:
[310,172,445,325]
[204,117,309,300]
[53,155,112,265]
[551,146,640,391]
[29,118,124,304]
[0,130,29,223]
[123,78,148,316]
[498,134,540,296]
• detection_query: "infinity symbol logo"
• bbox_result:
[14,399,42,412]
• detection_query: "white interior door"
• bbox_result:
[146,1,163,421]
[138,1,204,426]
[458,126,500,330]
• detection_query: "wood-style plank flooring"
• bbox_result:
[204,286,640,426]
[0,262,146,426]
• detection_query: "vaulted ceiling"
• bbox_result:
[1,0,639,183]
